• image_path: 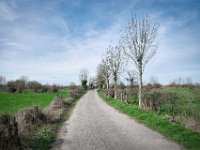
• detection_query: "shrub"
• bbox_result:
[0,114,21,150]
[7,87,17,93]
[52,85,58,93]
[81,80,87,90]
[162,92,179,121]
[41,85,48,93]
[127,90,138,105]
[17,106,46,135]
[142,91,163,114]
[108,89,114,98]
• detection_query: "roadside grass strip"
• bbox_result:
[98,92,200,150]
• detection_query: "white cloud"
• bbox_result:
[0,1,19,21]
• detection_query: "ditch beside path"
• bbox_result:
[52,90,181,150]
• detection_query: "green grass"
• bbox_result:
[98,92,200,150]
[57,88,68,98]
[0,88,68,114]
[33,126,56,150]
[155,87,200,118]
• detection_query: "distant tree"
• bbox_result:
[106,45,126,99]
[89,77,96,89]
[7,81,16,93]
[15,79,25,92]
[79,69,89,90]
[96,64,106,89]
[41,85,48,93]
[52,84,58,92]
[150,76,158,85]
[186,77,192,85]
[0,75,6,90]
[102,54,111,94]
[121,15,159,108]
[118,81,126,89]
[125,70,137,87]
[27,81,42,92]
[177,77,183,85]
[19,76,29,88]
[148,76,162,88]
[96,55,111,94]
[68,82,77,89]
[0,75,6,86]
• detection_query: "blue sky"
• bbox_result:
[0,0,200,85]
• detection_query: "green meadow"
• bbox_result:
[157,87,200,116]
[0,89,68,114]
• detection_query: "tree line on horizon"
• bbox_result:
[0,75,61,93]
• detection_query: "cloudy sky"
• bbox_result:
[0,0,200,85]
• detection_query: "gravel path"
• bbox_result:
[54,90,181,150]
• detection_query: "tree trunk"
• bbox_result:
[106,78,109,95]
[114,79,117,99]
[138,63,143,108]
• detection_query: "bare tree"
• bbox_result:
[20,76,29,88]
[0,75,6,86]
[102,55,111,94]
[79,69,89,90]
[150,76,158,85]
[186,77,192,85]
[89,77,96,89]
[121,15,159,107]
[178,77,183,85]
[68,82,77,89]
[107,45,126,99]
[96,64,106,89]
[125,70,137,87]
[96,56,111,94]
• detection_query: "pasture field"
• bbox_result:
[0,88,68,114]
[157,87,200,116]
[128,87,200,116]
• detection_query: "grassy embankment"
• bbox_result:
[98,87,200,150]
[33,89,86,150]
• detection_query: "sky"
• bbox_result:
[0,0,200,85]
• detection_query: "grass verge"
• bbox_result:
[98,92,200,150]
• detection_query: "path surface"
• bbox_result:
[53,90,181,150]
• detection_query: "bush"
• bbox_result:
[0,114,21,150]
[17,106,46,135]
[81,80,87,90]
[41,85,48,93]
[127,90,138,105]
[162,92,179,121]
[7,87,17,93]
[52,86,58,93]
[142,91,163,114]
